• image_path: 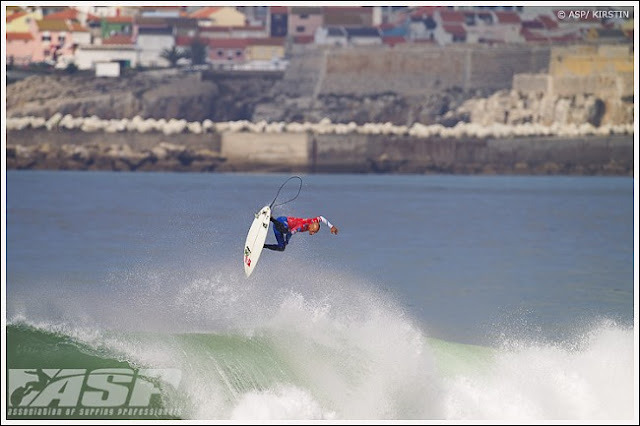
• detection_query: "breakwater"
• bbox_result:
[6,128,633,176]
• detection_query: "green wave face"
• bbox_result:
[7,322,470,420]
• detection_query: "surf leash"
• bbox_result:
[269,176,303,210]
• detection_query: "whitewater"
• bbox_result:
[7,264,635,420]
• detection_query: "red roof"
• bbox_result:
[198,26,230,33]
[102,34,134,45]
[7,11,27,23]
[69,22,89,32]
[494,11,521,24]
[42,7,99,22]
[190,7,221,19]
[6,32,34,41]
[270,6,288,14]
[442,24,466,36]
[230,25,265,31]
[439,10,465,23]
[411,6,440,18]
[538,15,558,30]
[247,37,284,46]
[208,38,249,49]
[43,7,77,20]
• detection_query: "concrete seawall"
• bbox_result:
[6,129,634,176]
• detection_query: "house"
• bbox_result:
[433,10,466,45]
[6,32,38,65]
[42,7,86,23]
[345,27,382,45]
[140,6,187,18]
[32,19,75,63]
[288,7,323,38]
[492,11,523,43]
[75,39,137,70]
[408,14,437,41]
[101,16,133,39]
[197,25,268,40]
[170,17,199,38]
[268,6,288,37]
[69,22,91,49]
[235,6,268,27]
[197,26,233,40]
[207,38,249,65]
[74,5,122,18]
[189,6,246,27]
[6,9,43,32]
[245,37,285,61]
[315,26,348,46]
[323,7,375,27]
[134,18,175,67]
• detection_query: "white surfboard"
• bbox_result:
[243,205,271,277]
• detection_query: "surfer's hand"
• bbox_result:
[330,226,338,235]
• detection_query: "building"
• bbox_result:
[207,38,248,65]
[189,6,246,27]
[74,41,137,70]
[6,9,43,32]
[268,6,288,37]
[31,19,75,63]
[288,7,323,38]
[323,6,375,27]
[6,32,37,65]
[434,10,467,44]
[134,18,175,67]
[245,37,285,61]
[315,26,348,46]
[100,16,134,39]
[345,27,382,45]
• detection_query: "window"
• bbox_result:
[296,25,305,33]
[300,14,309,19]
[42,33,51,42]
[58,34,66,45]
[217,49,224,57]
[236,50,242,56]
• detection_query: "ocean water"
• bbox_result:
[4,170,636,421]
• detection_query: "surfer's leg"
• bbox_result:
[264,224,287,251]
[271,216,289,234]
[263,244,285,251]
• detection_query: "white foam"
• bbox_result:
[443,321,635,421]
[230,385,334,420]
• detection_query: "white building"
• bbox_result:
[315,26,348,46]
[136,27,174,67]
[74,44,138,70]
[345,27,382,45]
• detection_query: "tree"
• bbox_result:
[187,39,207,66]
[160,46,185,67]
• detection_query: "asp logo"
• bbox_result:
[8,368,182,408]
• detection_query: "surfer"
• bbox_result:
[264,215,338,252]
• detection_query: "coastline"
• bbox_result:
[6,128,634,176]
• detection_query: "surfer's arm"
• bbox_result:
[318,216,338,235]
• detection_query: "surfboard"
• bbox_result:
[243,205,271,277]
